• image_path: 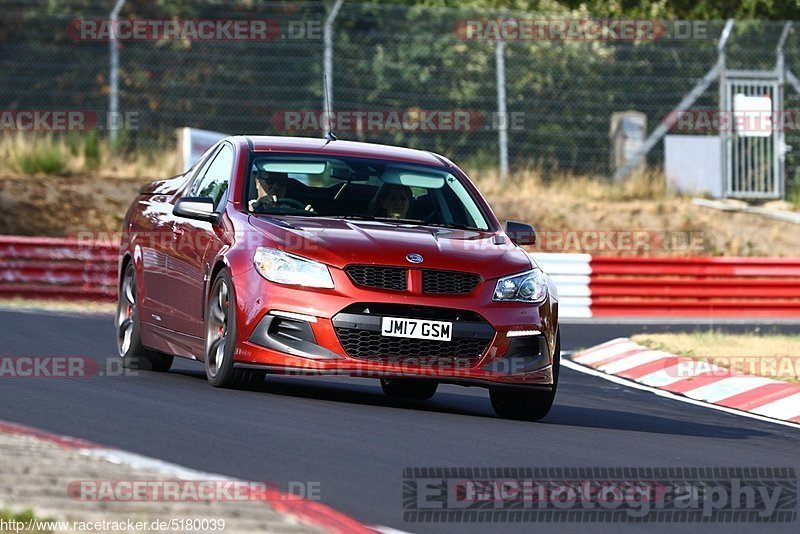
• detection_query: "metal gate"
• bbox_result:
[721,74,785,199]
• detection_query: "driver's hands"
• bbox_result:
[250,195,279,212]
[250,195,315,213]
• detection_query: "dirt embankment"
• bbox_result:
[0,174,144,237]
[488,195,797,257]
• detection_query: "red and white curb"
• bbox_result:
[0,421,378,534]
[569,338,800,427]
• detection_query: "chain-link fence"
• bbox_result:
[3,0,800,183]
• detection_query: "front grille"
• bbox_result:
[345,265,481,294]
[345,265,407,291]
[332,303,494,368]
[422,269,481,294]
[334,328,490,368]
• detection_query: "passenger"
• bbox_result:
[369,184,413,219]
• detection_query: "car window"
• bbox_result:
[190,144,234,210]
[247,154,491,231]
[188,143,221,180]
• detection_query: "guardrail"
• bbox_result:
[588,256,800,317]
[1,237,798,318]
[0,236,117,301]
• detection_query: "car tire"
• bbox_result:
[489,329,560,421]
[204,269,265,389]
[380,378,438,400]
[116,263,174,372]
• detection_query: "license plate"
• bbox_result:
[380,317,453,341]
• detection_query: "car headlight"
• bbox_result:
[493,268,548,303]
[253,247,334,288]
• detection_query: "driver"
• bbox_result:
[250,170,287,211]
[249,170,313,212]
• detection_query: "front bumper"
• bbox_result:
[231,264,558,386]
[233,305,556,388]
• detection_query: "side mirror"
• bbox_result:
[173,197,219,223]
[506,221,536,246]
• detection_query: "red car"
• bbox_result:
[116,136,560,420]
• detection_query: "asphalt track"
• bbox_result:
[1,309,799,533]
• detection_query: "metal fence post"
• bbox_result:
[109,0,126,151]
[495,10,509,179]
[776,22,792,198]
[718,21,730,196]
[323,0,345,137]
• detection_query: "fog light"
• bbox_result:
[506,329,542,337]
[270,310,318,323]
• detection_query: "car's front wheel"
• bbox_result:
[380,378,438,400]
[490,330,560,421]
[117,263,173,372]
[204,269,265,388]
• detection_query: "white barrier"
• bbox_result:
[530,253,592,318]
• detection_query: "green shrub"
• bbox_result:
[13,143,68,175]
[0,508,54,533]
[83,131,101,170]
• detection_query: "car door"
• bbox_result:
[163,143,235,341]
[132,181,183,332]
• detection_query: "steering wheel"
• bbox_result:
[275,198,305,209]
[277,198,316,213]
[250,196,315,213]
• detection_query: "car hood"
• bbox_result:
[247,215,533,280]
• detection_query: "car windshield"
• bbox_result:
[246,154,491,231]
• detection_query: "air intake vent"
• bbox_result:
[422,270,481,294]
[345,265,407,291]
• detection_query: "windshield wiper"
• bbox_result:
[330,215,481,230]
[328,214,373,220]
[252,209,323,217]
[423,222,483,231]
[330,215,423,225]
[372,216,428,225]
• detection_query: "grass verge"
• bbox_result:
[0,132,179,179]
[0,509,53,533]
[470,167,668,202]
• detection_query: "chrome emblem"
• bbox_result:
[406,253,424,264]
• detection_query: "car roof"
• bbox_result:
[243,135,448,168]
